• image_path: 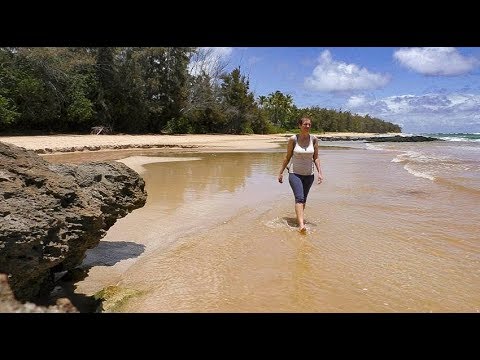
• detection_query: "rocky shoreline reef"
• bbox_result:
[0,142,147,312]
[318,134,440,142]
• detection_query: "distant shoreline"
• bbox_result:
[0,132,399,155]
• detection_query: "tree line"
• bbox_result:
[0,47,401,134]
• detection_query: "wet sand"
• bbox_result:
[4,133,477,312]
[36,142,480,312]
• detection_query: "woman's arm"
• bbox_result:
[278,138,294,183]
[313,137,323,184]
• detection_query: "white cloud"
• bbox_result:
[304,50,390,92]
[188,47,233,78]
[393,47,479,76]
[346,95,367,107]
[345,92,480,133]
[247,56,262,66]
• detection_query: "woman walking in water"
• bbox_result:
[278,117,323,233]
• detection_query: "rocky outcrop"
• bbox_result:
[317,135,440,142]
[365,135,439,142]
[33,143,198,154]
[0,273,78,312]
[0,141,147,303]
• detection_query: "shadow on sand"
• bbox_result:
[41,241,145,312]
[82,241,145,267]
[282,217,318,228]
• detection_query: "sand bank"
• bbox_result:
[117,156,202,175]
[0,132,388,154]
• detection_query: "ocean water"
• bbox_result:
[46,136,480,312]
[365,133,480,193]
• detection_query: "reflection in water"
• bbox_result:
[291,239,312,309]
[142,152,283,214]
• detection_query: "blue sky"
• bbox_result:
[191,47,480,134]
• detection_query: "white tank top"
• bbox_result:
[288,134,315,175]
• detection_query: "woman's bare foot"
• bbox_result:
[299,226,307,234]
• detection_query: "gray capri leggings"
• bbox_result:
[288,173,314,204]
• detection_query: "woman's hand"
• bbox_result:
[317,175,323,184]
[278,173,283,183]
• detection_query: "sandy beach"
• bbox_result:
[0,132,384,154]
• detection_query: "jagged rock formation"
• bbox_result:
[317,135,440,142]
[365,135,439,142]
[33,143,198,154]
[0,273,77,312]
[0,141,147,303]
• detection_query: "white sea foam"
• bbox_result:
[403,164,436,181]
[264,217,297,231]
[391,151,440,180]
[439,136,480,142]
[392,151,419,163]
[365,143,387,151]
[392,151,453,164]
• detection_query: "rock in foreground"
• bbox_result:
[0,141,147,303]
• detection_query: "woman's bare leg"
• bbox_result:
[295,203,306,232]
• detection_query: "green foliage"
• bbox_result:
[130,47,192,133]
[282,106,401,134]
[250,107,277,134]
[0,47,402,135]
[109,47,149,133]
[259,90,296,128]
[15,75,61,129]
[94,47,117,129]
[65,74,94,123]
[164,116,194,134]
[220,67,258,134]
[184,72,227,133]
[0,47,100,132]
[0,95,19,127]
[67,94,94,122]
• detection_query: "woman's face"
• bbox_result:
[300,120,311,130]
